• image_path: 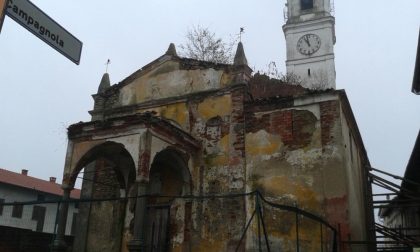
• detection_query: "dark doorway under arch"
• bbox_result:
[145,148,192,252]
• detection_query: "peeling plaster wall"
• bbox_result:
[188,90,247,251]
[113,91,246,250]
[138,102,189,130]
[245,97,356,251]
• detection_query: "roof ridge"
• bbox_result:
[0,168,80,198]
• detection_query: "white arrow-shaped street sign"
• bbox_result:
[6,0,82,64]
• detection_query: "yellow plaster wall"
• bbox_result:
[138,102,189,129]
[119,60,228,106]
[197,95,232,120]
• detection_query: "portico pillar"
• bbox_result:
[127,179,148,252]
[52,186,72,252]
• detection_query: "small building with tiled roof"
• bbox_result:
[0,168,80,236]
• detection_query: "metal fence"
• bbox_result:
[0,190,339,252]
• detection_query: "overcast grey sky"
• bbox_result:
[0,0,419,187]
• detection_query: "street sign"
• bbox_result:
[6,0,82,64]
[0,0,7,33]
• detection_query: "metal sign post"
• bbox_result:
[5,0,82,64]
[0,0,7,33]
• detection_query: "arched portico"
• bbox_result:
[54,114,201,252]
[54,141,137,252]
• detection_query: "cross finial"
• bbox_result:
[105,59,111,73]
[239,27,245,42]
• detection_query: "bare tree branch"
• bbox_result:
[179,25,237,64]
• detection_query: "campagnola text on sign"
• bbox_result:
[6,0,82,64]
[8,1,64,47]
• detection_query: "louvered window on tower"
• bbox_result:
[301,0,313,10]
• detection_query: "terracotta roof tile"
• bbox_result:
[0,168,80,199]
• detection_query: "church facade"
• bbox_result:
[51,1,375,251]
[52,44,374,251]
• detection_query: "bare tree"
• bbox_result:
[279,72,303,86]
[179,25,236,64]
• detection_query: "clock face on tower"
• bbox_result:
[297,34,321,56]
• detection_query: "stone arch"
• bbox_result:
[70,141,136,252]
[69,141,136,190]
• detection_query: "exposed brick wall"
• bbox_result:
[92,158,120,199]
[230,89,246,156]
[270,110,293,145]
[246,107,317,149]
[320,100,340,147]
[291,110,317,148]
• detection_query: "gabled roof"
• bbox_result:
[0,168,80,199]
[110,54,232,92]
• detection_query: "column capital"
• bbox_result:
[61,183,73,191]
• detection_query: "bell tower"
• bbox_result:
[283,0,336,89]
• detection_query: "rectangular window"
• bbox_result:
[0,199,4,215]
[12,204,23,218]
[301,0,314,10]
[32,205,46,232]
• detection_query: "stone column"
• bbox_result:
[52,186,72,252]
[127,179,148,252]
[72,162,96,252]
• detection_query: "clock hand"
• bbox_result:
[304,35,311,47]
